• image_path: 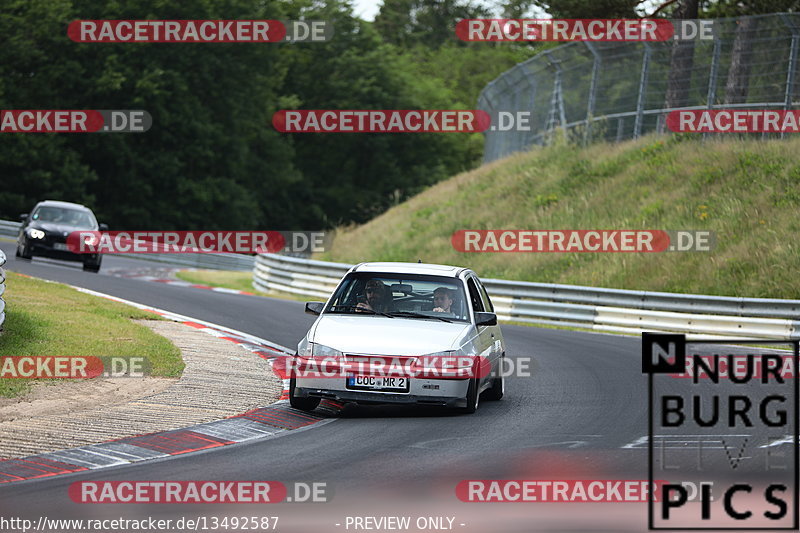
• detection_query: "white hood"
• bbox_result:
[311,315,473,355]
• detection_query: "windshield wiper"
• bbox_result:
[388,311,452,323]
[328,305,394,318]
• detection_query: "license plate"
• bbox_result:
[346,374,409,392]
[53,242,68,251]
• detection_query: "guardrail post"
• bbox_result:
[634,43,651,139]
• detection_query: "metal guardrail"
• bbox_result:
[252,254,800,340]
[0,249,6,331]
[0,219,254,271]
[0,220,20,239]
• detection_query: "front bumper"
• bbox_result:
[28,242,99,263]
[294,376,471,407]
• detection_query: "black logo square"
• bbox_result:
[642,332,686,374]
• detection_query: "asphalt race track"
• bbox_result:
[0,242,794,532]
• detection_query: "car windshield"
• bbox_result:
[32,206,96,228]
[325,272,469,323]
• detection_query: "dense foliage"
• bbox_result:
[2,0,794,229]
[0,0,530,229]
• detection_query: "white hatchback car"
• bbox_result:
[290,262,505,414]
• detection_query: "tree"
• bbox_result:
[664,0,699,110]
[702,1,800,105]
[375,0,492,48]
[530,0,643,19]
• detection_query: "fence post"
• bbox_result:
[499,76,515,157]
[478,91,495,164]
[584,42,601,145]
[634,43,651,139]
[520,61,538,149]
[706,37,722,108]
[544,51,567,144]
[701,36,722,140]
[781,15,800,139]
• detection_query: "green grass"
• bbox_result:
[175,269,311,302]
[0,272,184,398]
[175,269,256,293]
[319,134,800,298]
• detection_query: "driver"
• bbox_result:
[65,211,83,226]
[432,287,454,313]
[356,279,389,313]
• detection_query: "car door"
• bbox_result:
[476,277,503,366]
[465,276,495,388]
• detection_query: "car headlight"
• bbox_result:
[28,229,45,240]
[292,343,344,378]
[310,343,343,358]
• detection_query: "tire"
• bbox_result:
[483,355,505,401]
[461,378,480,414]
[289,376,320,412]
[17,239,32,260]
[83,262,101,273]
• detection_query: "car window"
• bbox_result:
[466,277,484,314]
[325,272,470,322]
[32,206,96,228]
[477,279,494,313]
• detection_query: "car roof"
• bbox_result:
[35,200,92,211]
[351,262,468,278]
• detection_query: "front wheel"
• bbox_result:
[83,261,101,273]
[289,376,320,412]
[460,378,480,414]
[17,239,32,260]
[483,356,505,401]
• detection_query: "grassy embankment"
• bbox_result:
[0,272,183,397]
[319,135,799,299]
[175,269,255,293]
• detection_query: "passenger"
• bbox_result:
[432,287,454,313]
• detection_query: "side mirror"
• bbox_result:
[98,223,109,231]
[475,312,497,326]
[19,213,28,221]
[305,302,324,316]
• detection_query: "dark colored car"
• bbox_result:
[16,200,106,273]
